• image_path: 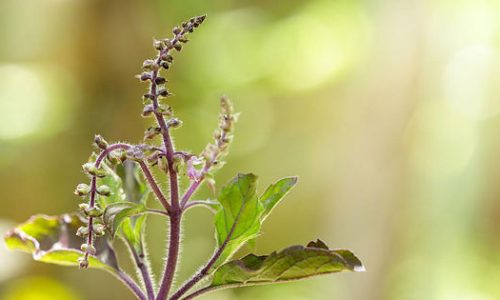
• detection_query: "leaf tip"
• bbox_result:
[353,264,366,272]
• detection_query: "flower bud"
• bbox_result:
[164,39,173,48]
[86,206,103,217]
[143,93,155,100]
[161,61,170,69]
[172,154,183,173]
[173,42,182,51]
[93,224,106,237]
[157,104,173,116]
[160,53,174,62]
[172,26,182,35]
[194,15,206,27]
[108,150,126,164]
[167,118,182,128]
[179,37,189,43]
[78,203,90,212]
[144,126,161,140]
[81,243,96,255]
[76,226,89,237]
[158,88,169,97]
[74,183,91,196]
[94,169,107,178]
[106,153,120,166]
[82,163,98,176]
[142,104,154,117]
[147,152,159,165]
[158,155,168,173]
[96,185,111,196]
[142,59,156,70]
[126,144,149,161]
[153,39,164,50]
[139,72,152,82]
[187,156,202,182]
[155,77,167,85]
[94,134,108,150]
[78,257,89,269]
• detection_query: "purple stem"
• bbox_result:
[138,161,171,212]
[169,209,239,300]
[127,240,155,300]
[156,22,200,300]
[157,212,182,299]
[84,143,131,263]
[116,270,148,300]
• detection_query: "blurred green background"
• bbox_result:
[1,0,500,299]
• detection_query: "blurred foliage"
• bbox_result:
[1,0,500,299]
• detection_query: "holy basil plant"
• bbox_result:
[3,15,364,300]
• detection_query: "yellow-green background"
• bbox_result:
[1,0,500,299]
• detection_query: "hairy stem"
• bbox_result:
[138,161,171,212]
[181,120,230,208]
[126,240,155,300]
[155,21,202,300]
[146,209,170,217]
[83,143,131,264]
[116,270,148,300]
[170,208,239,300]
[157,212,182,299]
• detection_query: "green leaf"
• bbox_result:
[211,240,364,287]
[116,162,150,204]
[113,162,151,253]
[259,176,298,221]
[3,214,117,272]
[120,214,147,254]
[214,173,263,266]
[101,162,151,238]
[103,202,146,237]
[97,162,126,206]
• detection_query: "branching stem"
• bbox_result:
[116,270,148,300]
[126,240,155,300]
[169,205,239,300]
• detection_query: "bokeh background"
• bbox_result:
[1,0,500,299]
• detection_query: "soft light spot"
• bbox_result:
[0,64,76,141]
[0,276,81,300]
[0,220,29,282]
[444,44,500,120]
[407,101,477,179]
[264,0,371,92]
[0,65,48,140]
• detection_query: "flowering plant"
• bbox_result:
[4,15,364,300]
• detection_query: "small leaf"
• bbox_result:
[116,161,150,204]
[103,202,146,237]
[214,173,263,266]
[211,240,364,287]
[120,214,147,254]
[112,162,150,253]
[36,249,113,271]
[259,176,298,221]
[98,162,126,206]
[3,214,117,272]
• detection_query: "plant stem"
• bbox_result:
[153,23,202,300]
[179,286,216,300]
[157,212,182,299]
[116,270,148,300]
[126,240,155,300]
[170,209,239,300]
[182,200,217,212]
[138,161,171,212]
[83,143,131,264]
[146,209,170,217]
